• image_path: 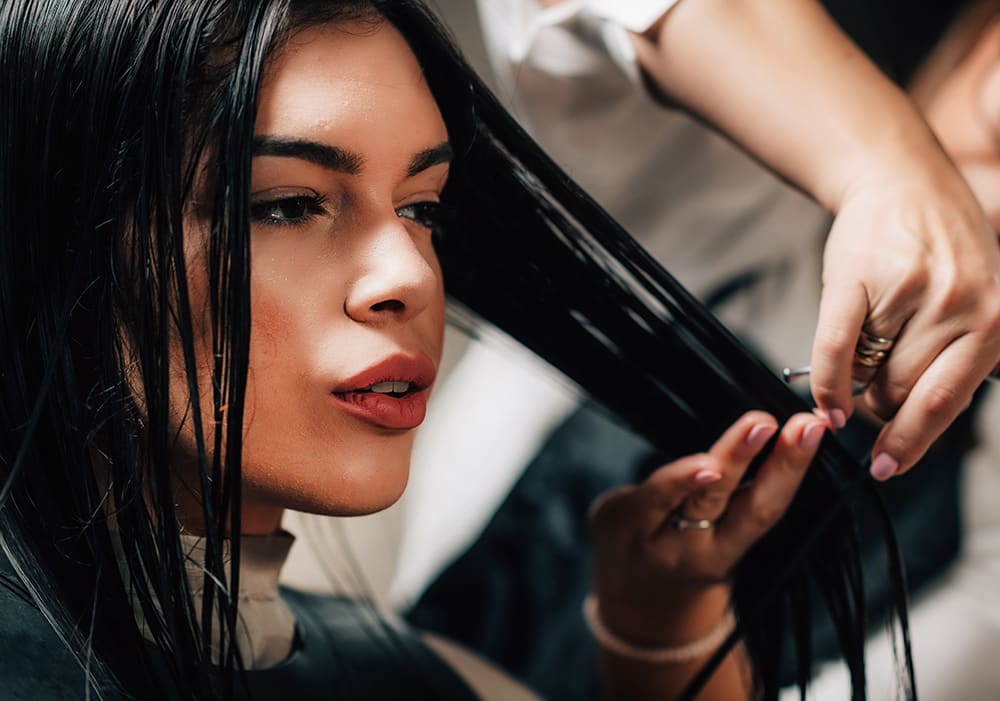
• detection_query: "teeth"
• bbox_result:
[369,381,411,394]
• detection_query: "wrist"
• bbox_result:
[827,114,941,212]
[584,593,736,664]
[595,583,732,648]
[829,105,966,214]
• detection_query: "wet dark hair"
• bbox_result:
[0,1,376,696]
[0,0,912,699]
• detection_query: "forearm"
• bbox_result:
[633,0,955,212]
[596,585,751,701]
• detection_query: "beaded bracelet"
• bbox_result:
[582,594,736,664]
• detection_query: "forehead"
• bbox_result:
[255,21,446,147]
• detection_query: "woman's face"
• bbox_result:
[175,20,449,533]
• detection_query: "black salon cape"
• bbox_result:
[0,580,480,700]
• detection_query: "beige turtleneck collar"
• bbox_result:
[122,531,297,670]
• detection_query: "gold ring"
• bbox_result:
[854,330,896,368]
[671,514,715,531]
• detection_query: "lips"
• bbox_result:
[331,353,436,430]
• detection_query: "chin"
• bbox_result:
[244,436,415,518]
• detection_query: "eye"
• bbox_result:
[250,190,328,227]
[396,201,441,230]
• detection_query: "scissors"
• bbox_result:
[782,365,1000,395]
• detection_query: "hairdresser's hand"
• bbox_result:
[632,0,1000,481]
[589,411,825,653]
[959,161,1000,234]
[811,160,1000,480]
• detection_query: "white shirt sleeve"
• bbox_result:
[477,0,685,89]
[583,0,683,33]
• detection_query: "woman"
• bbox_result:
[0,1,829,699]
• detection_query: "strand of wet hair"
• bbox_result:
[421,63,916,697]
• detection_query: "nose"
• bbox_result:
[344,220,440,324]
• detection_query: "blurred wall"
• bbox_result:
[428,0,497,90]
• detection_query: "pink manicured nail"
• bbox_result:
[870,453,899,482]
[745,424,777,449]
[799,422,825,451]
[825,408,847,429]
[693,469,722,485]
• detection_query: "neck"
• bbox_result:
[117,530,297,670]
[171,475,285,536]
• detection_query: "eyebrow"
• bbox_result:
[407,141,453,177]
[252,136,363,174]
[251,137,453,179]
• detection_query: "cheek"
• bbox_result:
[248,286,299,372]
[425,246,447,351]
[243,268,326,422]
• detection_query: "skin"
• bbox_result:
[591,411,825,700]
[172,20,449,534]
[920,8,1000,233]
[631,0,1000,482]
[167,15,826,700]
[532,0,1000,479]
[844,3,1000,429]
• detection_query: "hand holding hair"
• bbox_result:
[587,411,826,700]
[812,165,1000,481]
[634,0,1000,481]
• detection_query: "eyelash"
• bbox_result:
[249,194,442,230]
[396,201,441,230]
[250,194,328,227]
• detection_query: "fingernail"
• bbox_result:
[813,408,846,430]
[826,409,847,430]
[870,453,899,482]
[745,423,777,449]
[693,469,722,485]
[799,422,825,451]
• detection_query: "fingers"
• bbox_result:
[595,412,777,537]
[853,249,1000,475]
[860,317,954,421]
[623,454,725,536]
[590,412,824,590]
[679,411,778,523]
[810,279,869,428]
[716,413,826,556]
[870,332,1000,479]
[812,183,1000,477]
